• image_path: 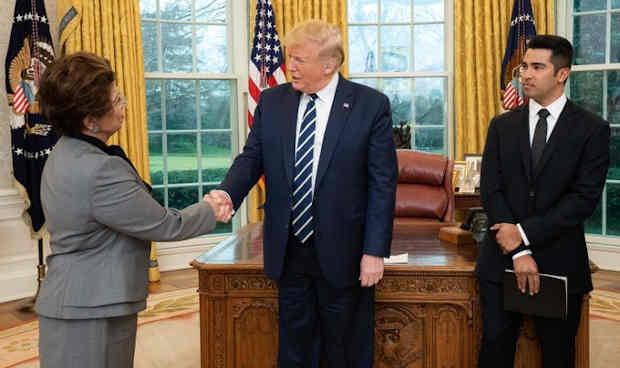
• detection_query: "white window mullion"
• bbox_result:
[195,79,203,197]
[161,79,169,207]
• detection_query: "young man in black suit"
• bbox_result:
[478,35,610,368]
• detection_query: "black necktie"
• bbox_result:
[531,108,549,169]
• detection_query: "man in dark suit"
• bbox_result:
[477,35,610,368]
[210,20,398,367]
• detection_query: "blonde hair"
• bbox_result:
[284,20,344,68]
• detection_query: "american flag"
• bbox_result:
[248,0,286,127]
[500,0,536,110]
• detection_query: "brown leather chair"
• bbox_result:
[394,150,454,232]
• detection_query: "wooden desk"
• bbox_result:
[454,192,482,209]
[191,223,588,368]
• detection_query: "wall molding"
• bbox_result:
[0,187,26,221]
[588,242,620,272]
[0,251,37,304]
[153,235,228,271]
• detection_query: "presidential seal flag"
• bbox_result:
[500,0,537,110]
[5,0,58,238]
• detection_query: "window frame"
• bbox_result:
[557,0,620,246]
[141,0,250,251]
[346,0,455,158]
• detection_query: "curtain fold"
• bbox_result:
[247,0,348,223]
[58,0,150,182]
[454,0,554,160]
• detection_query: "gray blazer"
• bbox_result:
[35,136,216,319]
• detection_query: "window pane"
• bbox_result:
[612,14,620,63]
[152,187,165,207]
[201,132,232,183]
[160,0,191,21]
[608,183,620,236]
[573,0,605,12]
[414,78,445,125]
[381,0,410,23]
[381,26,410,72]
[167,134,198,184]
[414,24,443,71]
[149,134,164,185]
[142,21,158,72]
[573,14,606,65]
[161,23,193,73]
[614,0,620,9]
[348,0,378,23]
[200,80,232,129]
[383,78,413,126]
[146,79,162,130]
[570,71,604,117]
[351,78,379,89]
[203,184,233,233]
[608,71,620,125]
[196,25,228,73]
[414,0,444,22]
[140,0,156,18]
[610,127,620,180]
[165,80,197,130]
[196,0,227,23]
[168,186,199,210]
[585,200,602,234]
[414,127,444,154]
[348,26,378,73]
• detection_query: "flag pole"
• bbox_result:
[18,238,46,312]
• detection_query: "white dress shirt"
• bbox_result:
[295,72,339,193]
[513,94,567,259]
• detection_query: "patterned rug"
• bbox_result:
[590,288,620,322]
[1,287,619,368]
[0,289,200,368]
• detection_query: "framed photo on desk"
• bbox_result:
[463,154,482,193]
[453,161,466,192]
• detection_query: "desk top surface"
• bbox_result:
[192,223,478,273]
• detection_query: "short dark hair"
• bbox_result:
[38,52,116,137]
[526,35,573,74]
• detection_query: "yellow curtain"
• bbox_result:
[247,0,348,223]
[454,0,554,160]
[57,0,150,181]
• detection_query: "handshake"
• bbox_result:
[203,190,234,223]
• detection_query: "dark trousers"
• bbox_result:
[277,235,374,368]
[478,279,584,368]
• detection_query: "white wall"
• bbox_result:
[0,0,58,303]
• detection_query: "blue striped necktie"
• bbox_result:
[291,93,318,243]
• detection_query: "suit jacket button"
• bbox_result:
[529,191,535,197]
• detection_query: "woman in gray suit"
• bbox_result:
[34,52,228,368]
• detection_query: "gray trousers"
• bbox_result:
[39,314,138,368]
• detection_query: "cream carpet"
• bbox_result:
[1,287,619,368]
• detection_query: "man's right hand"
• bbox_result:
[512,254,539,295]
[203,190,234,223]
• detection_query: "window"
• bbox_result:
[140,0,247,235]
[347,0,453,155]
[560,0,620,239]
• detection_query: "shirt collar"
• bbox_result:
[529,93,567,121]
[309,72,339,102]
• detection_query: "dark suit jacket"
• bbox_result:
[477,99,610,294]
[221,75,398,288]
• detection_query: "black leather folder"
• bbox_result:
[503,269,567,320]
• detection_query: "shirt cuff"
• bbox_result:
[512,250,532,260]
[516,223,530,246]
[218,190,235,215]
